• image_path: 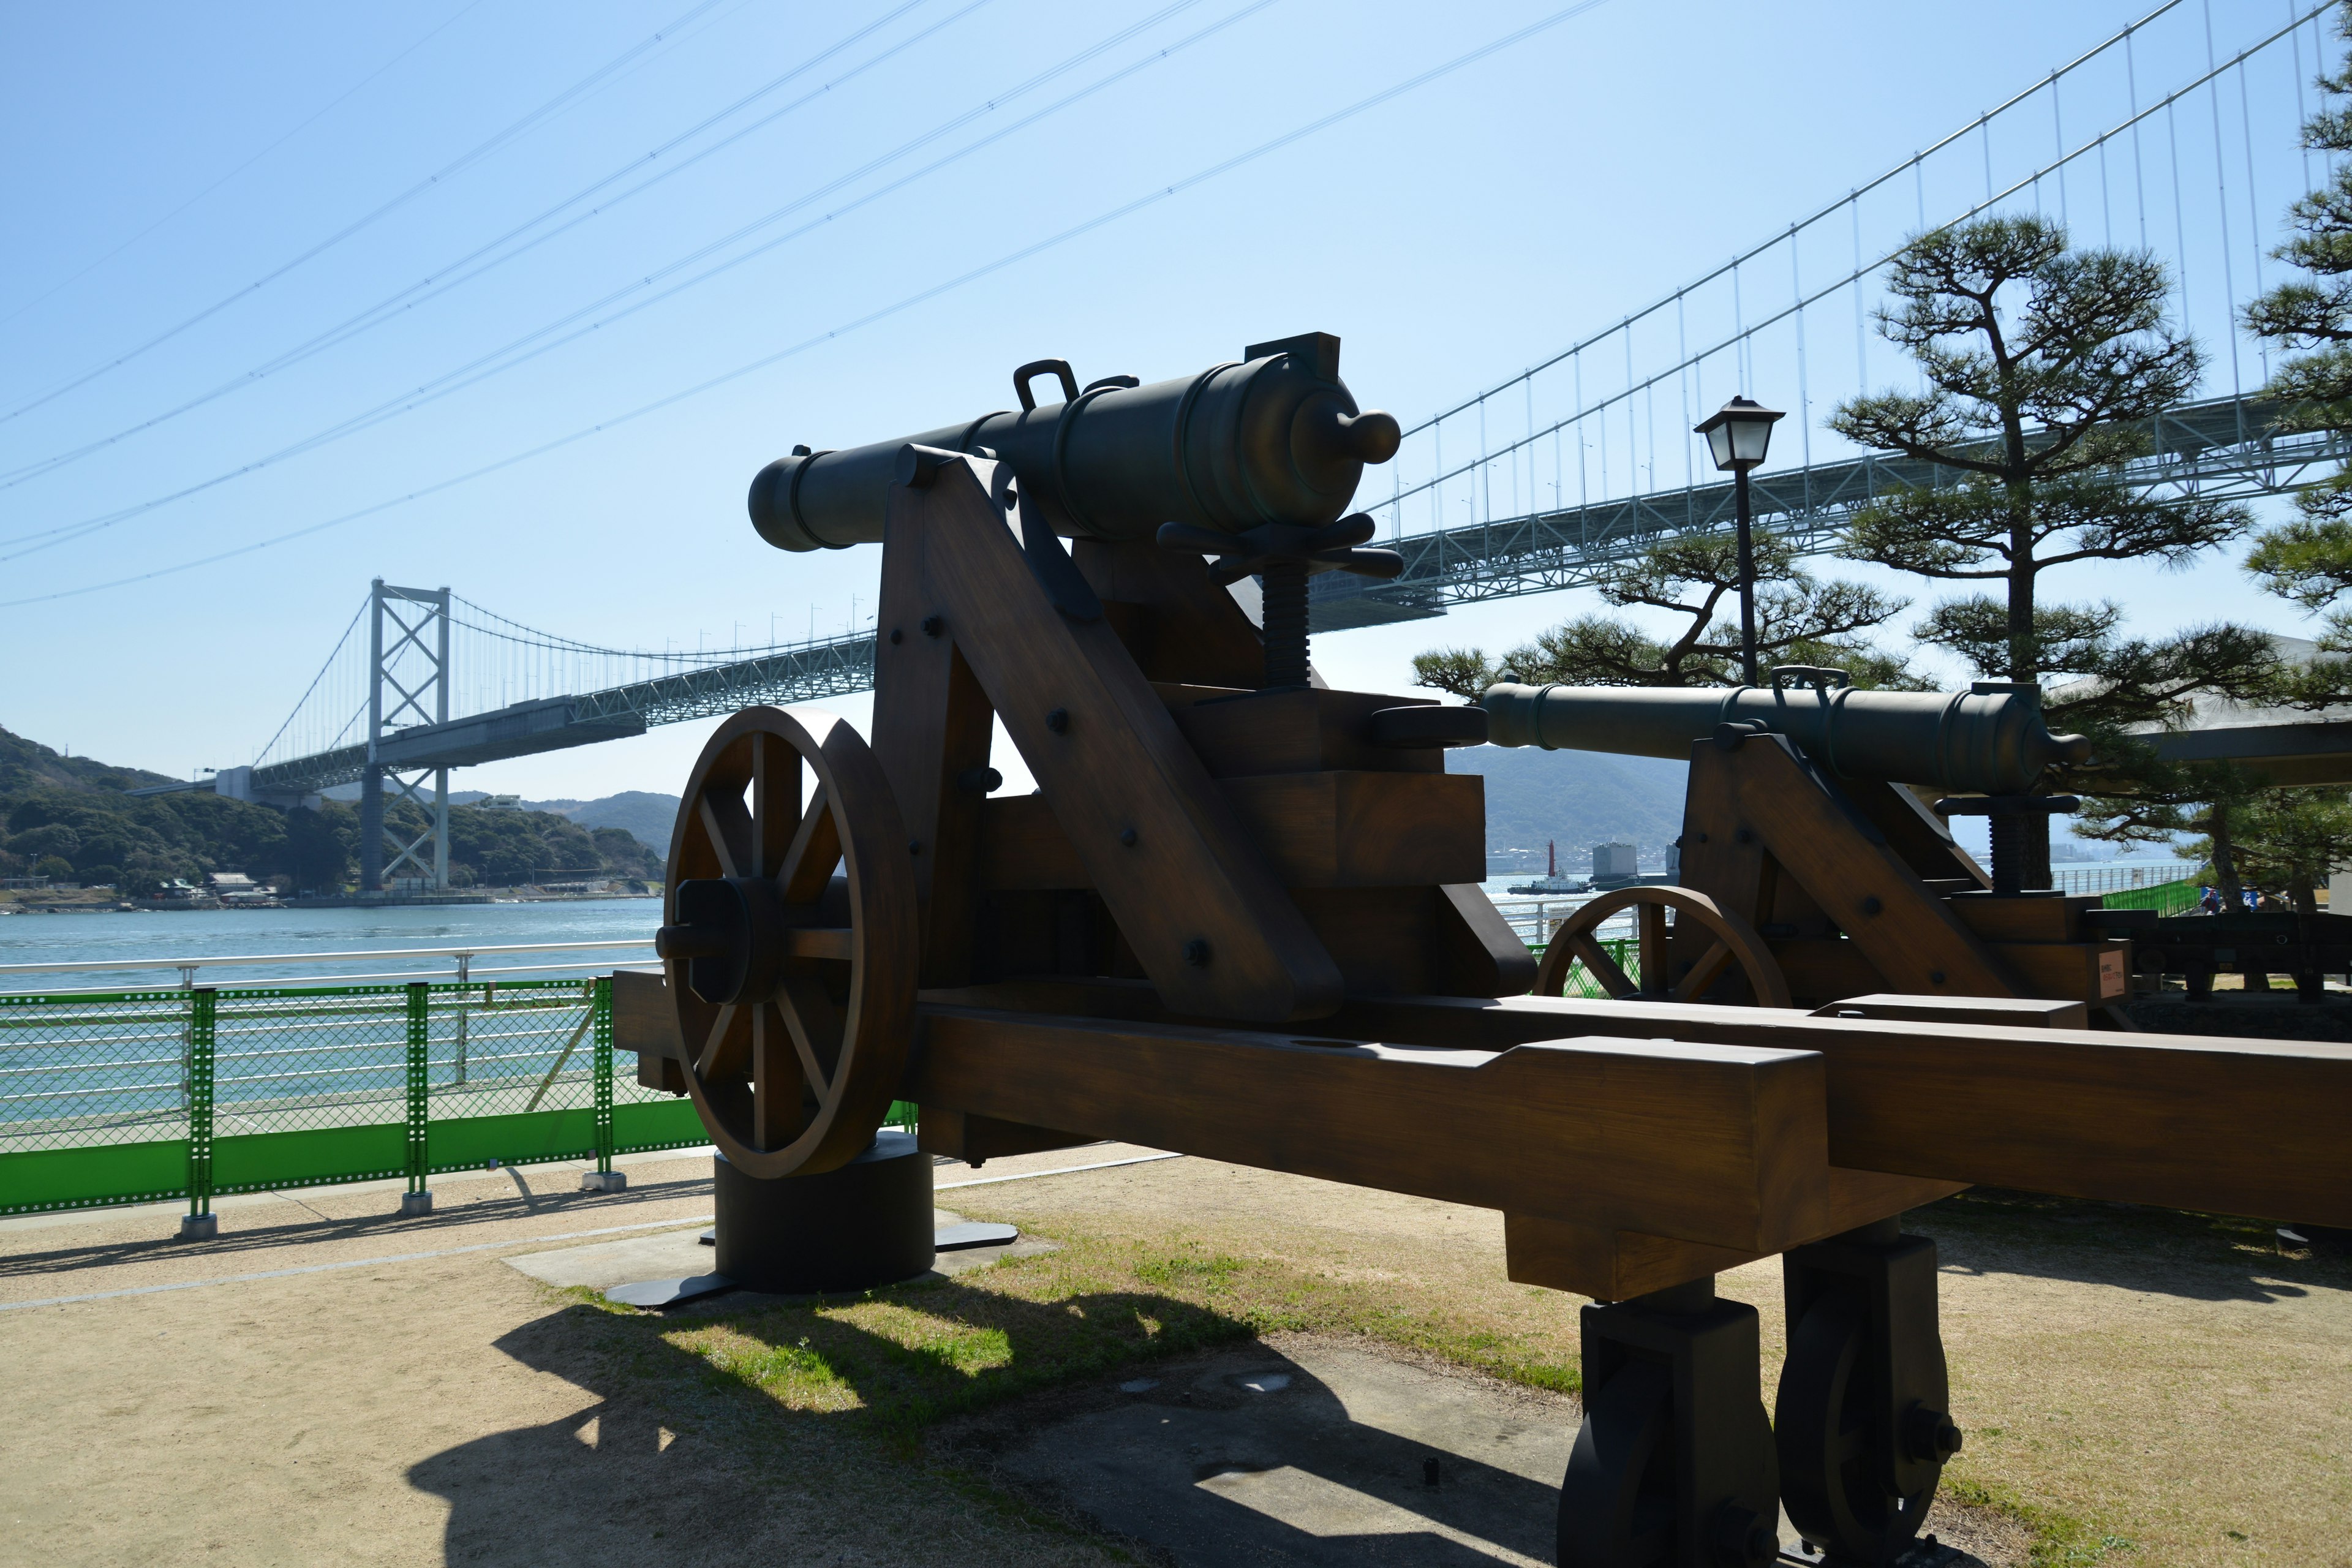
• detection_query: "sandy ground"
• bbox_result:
[0,1147,1145,1568]
[1,1147,2346,1567]
[948,1166,2352,1567]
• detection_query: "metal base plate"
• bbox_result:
[604,1273,736,1309]
[937,1221,1019,1250]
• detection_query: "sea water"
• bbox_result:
[0,899,660,993]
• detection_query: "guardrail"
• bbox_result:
[0,976,706,1223]
[0,971,925,1225]
[0,938,660,993]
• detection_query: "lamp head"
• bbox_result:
[1694,395,1784,473]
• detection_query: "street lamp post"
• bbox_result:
[1693,395,1786,687]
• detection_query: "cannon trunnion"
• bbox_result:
[614,337,2352,1568]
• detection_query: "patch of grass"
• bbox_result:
[1943,1470,2128,1566]
[584,1228,1583,1452]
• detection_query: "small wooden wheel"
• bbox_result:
[657,707,918,1178]
[1532,885,1792,1009]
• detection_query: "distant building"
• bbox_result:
[1592,842,1640,881]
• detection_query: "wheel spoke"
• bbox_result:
[777,968,845,1096]
[748,731,798,880]
[750,1005,803,1149]
[1672,940,1733,1002]
[1568,932,1637,998]
[779,926,855,961]
[695,1004,746,1079]
[778,785,841,903]
[696,791,753,880]
[1636,902,1668,995]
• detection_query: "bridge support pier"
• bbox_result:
[360,766,384,892]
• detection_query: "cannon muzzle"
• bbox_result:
[748,332,1398,551]
[1480,673,2093,796]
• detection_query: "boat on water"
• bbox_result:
[1507,840,1587,897]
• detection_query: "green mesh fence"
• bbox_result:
[1523,935,1638,998]
[2101,878,2201,916]
[0,975,709,1218]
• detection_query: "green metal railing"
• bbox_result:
[0,975,717,1220]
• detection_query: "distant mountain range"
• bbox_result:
[1446,745,1689,872]
[448,753,1691,873]
[449,790,682,854]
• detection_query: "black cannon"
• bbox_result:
[748,331,1401,552]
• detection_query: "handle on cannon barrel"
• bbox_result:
[1013,359,1080,413]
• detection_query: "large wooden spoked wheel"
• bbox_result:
[1532,886,1791,1009]
[657,706,918,1178]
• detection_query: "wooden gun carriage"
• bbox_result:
[614,334,2352,1568]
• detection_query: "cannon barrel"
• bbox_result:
[747,331,1400,551]
[1480,677,2093,796]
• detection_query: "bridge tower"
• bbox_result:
[358,580,452,894]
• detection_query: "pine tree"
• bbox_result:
[1833,214,2263,880]
[1411,529,1916,699]
[2244,3,2352,707]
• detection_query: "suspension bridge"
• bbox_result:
[127,1,2348,891]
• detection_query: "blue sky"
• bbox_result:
[0,0,2327,799]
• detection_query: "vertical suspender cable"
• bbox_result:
[1525,376,1536,519]
[2130,24,2150,248]
[1733,260,1747,387]
[1792,224,1812,509]
[1853,197,1869,393]
[1624,323,1638,497]
[2203,0,2247,440]
[1477,396,1489,522]
[2099,125,2114,245]
[2239,53,2268,380]
[2291,4,2313,195]
[2054,66,2070,227]
[1678,291,1694,497]
[2168,98,2194,366]
[1575,352,1588,511]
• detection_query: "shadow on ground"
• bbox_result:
[1911,1188,2352,1305]
[404,1272,1588,1567]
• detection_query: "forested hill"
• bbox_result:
[1446,745,1688,870]
[0,724,663,895]
[0,726,176,795]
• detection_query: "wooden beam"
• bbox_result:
[914,978,2352,1226]
[1308,992,2352,1227]
[872,491,998,986]
[1723,734,2026,998]
[1505,1168,1966,1300]
[1813,993,2090,1030]
[906,459,1343,1022]
[611,968,687,1093]
[914,1107,1096,1165]
[978,772,1486,891]
[908,1005,1832,1254]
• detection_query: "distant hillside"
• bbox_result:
[450,790,682,854]
[522,792,681,856]
[1446,745,1688,872]
[1,725,662,895]
[0,726,175,796]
